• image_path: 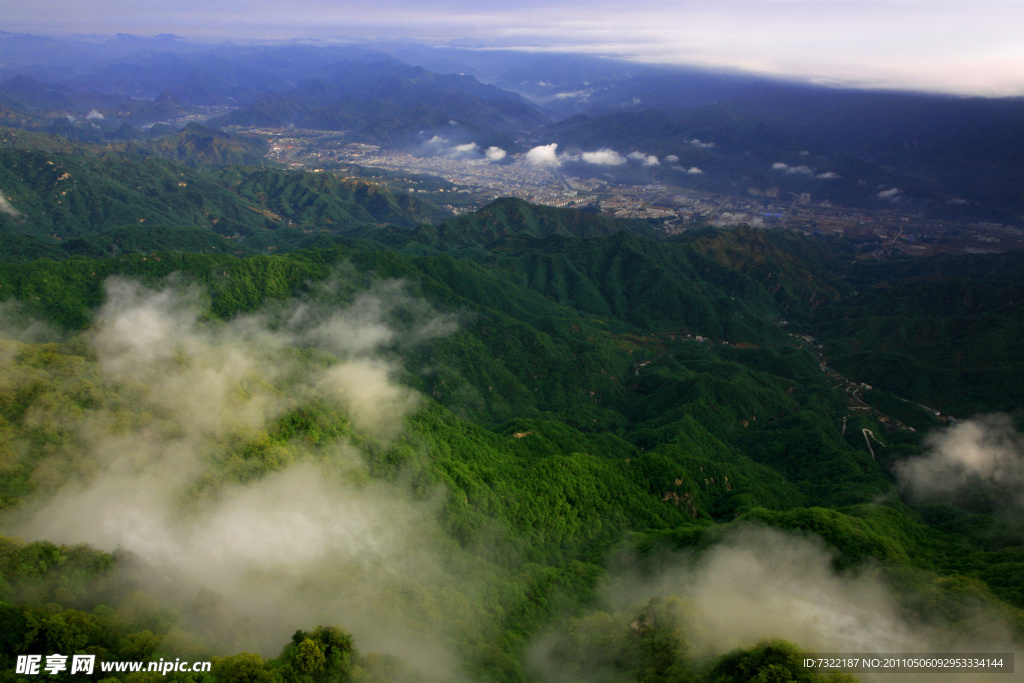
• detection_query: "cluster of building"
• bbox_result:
[249,127,1024,256]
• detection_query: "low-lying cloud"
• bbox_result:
[423,136,505,163]
[532,525,1015,680]
[0,301,57,344]
[613,527,927,654]
[772,161,813,175]
[772,162,838,178]
[628,151,659,166]
[581,148,626,165]
[0,190,21,218]
[712,211,761,227]
[525,143,561,167]
[452,141,480,155]
[2,275,474,678]
[536,145,668,168]
[895,415,1024,509]
[553,89,592,100]
[559,148,661,167]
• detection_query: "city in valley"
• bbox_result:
[247,127,1024,259]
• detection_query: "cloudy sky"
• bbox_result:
[6,0,1024,95]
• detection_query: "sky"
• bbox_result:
[5,0,1024,95]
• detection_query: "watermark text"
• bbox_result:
[16,655,212,676]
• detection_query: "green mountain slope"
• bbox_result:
[808,251,1024,415]
[432,197,657,243]
[1,154,1023,681]
[0,241,1020,682]
[679,224,855,312]
[214,59,545,146]
[0,138,448,252]
[124,122,270,167]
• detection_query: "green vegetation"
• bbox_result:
[123,123,271,168]
[0,134,448,254]
[0,131,1022,682]
[808,250,1024,415]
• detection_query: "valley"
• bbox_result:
[255,125,1024,258]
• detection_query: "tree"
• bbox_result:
[278,626,354,683]
[213,652,282,683]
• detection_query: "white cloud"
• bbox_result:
[4,276,471,674]
[665,154,679,163]
[533,524,1016,680]
[525,143,561,167]
[612,525,1008,655]
[9,1,1024,97]
[0,191,20,218]
[446,142,483,160]
[581,148,626,165]
[772,162,813,175]
[878,187,901,199]
[895,415,1024,508]
[86,109,105,120]
[553,90,592,99]
[816,171,841,179]
[689,139,715,149]
[423,137,504,163]
[685,166,703,174]
[628,151,659,166]
[712,211,759,227]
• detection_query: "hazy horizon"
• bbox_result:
[4,0,1023,97]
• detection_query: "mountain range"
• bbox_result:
[0,33,1022,683]
[2,34,1023,223]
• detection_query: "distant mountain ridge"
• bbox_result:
[214,59,546,145]
[548,106,1019,222]
[1,36,1022,223]
[0,74,200,141]
[0,74,78,111]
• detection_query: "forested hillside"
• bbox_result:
[0,132,1022,682]
[0,129,449,257]
[809,250,1024,416]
